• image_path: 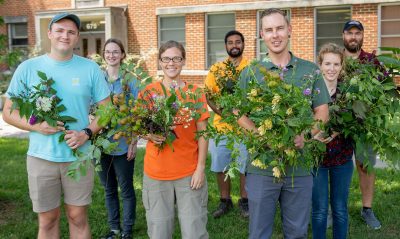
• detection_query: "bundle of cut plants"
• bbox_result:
[327,52,400,168]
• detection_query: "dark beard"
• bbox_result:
[344,40,363,53]
[227,48,243,58]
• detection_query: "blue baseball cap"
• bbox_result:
[48,12,81,30]
[343,20,364,32]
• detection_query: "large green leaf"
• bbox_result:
[341,112,354,122]
[160,82,168,96]
[352,100,368,119]
[287,118,300,127]
[166,94,177,105]
[59,115,77,123]
[44,115,57,127]
[379,47,400,54]
[37,71,47,81]
[57,104,67,112]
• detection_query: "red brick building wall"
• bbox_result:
[291,7,315,61]
[185,13,206,70]
[236,10,258,61]
[352,4,379,54]
[0,0,394,86]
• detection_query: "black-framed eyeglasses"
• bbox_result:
[160,56,183,63]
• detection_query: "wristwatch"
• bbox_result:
[82,128,93,140]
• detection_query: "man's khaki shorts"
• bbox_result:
[27,155,94,213]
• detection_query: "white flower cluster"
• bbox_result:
[35,96,53,112]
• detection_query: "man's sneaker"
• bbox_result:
[121,233,133,239]
[100,230,119,239]
[238,198,249,218]
[212,198,233,218]
[361,208,381,230]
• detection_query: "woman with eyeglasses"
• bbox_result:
[98,38,139,239]
[312,43,354,239]
[141,40,210,239]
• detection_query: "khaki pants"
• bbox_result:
[27,155,94,213]
[142,173,209,239]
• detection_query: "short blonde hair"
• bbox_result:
[259,8,290,29]
[318,43,345,78]
[318,43,344,65]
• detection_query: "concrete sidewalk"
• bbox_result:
[0,111,28,138]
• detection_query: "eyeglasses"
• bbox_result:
[104,51,121,56]
[160,56,184,63]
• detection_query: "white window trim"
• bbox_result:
[378,3,400,53]
[71,0,104,9]
[313,5,352,61]
[205,12,235,69]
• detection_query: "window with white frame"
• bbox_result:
[257,9,290,60]
[8,23,28,49]
[158,16,185,47]
[380,5,400,49]
[206,13,235,68]
[315,7,351,56]
[75,0,103,8]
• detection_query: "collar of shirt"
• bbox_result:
[261,51,297,71]
[358,48,369,60]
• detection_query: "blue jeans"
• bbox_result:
[98,153,136,234]
[312,160,354,239]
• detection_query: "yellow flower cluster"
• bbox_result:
[211,61,236,80]
[251,159,267,169]
[267,80,278,88]
[283,83,292,90]
[258,118,273,136]
[210,64,219,73]
[286,107,293,115]
[272,166,282,178]
[248,147,256,154]
[247,89,263,103]
[248,89,258,97]
[272,94,281,106]
[284,148,296,158]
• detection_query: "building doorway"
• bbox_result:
[74,33,105,58]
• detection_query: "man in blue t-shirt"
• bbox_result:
[2,13,110,238]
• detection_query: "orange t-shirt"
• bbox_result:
[141,81,210,180]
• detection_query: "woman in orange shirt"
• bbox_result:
[141,40,209,239]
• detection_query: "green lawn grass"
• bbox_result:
[0,137,399,238]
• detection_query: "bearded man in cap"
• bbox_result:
[342,19,382,230]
